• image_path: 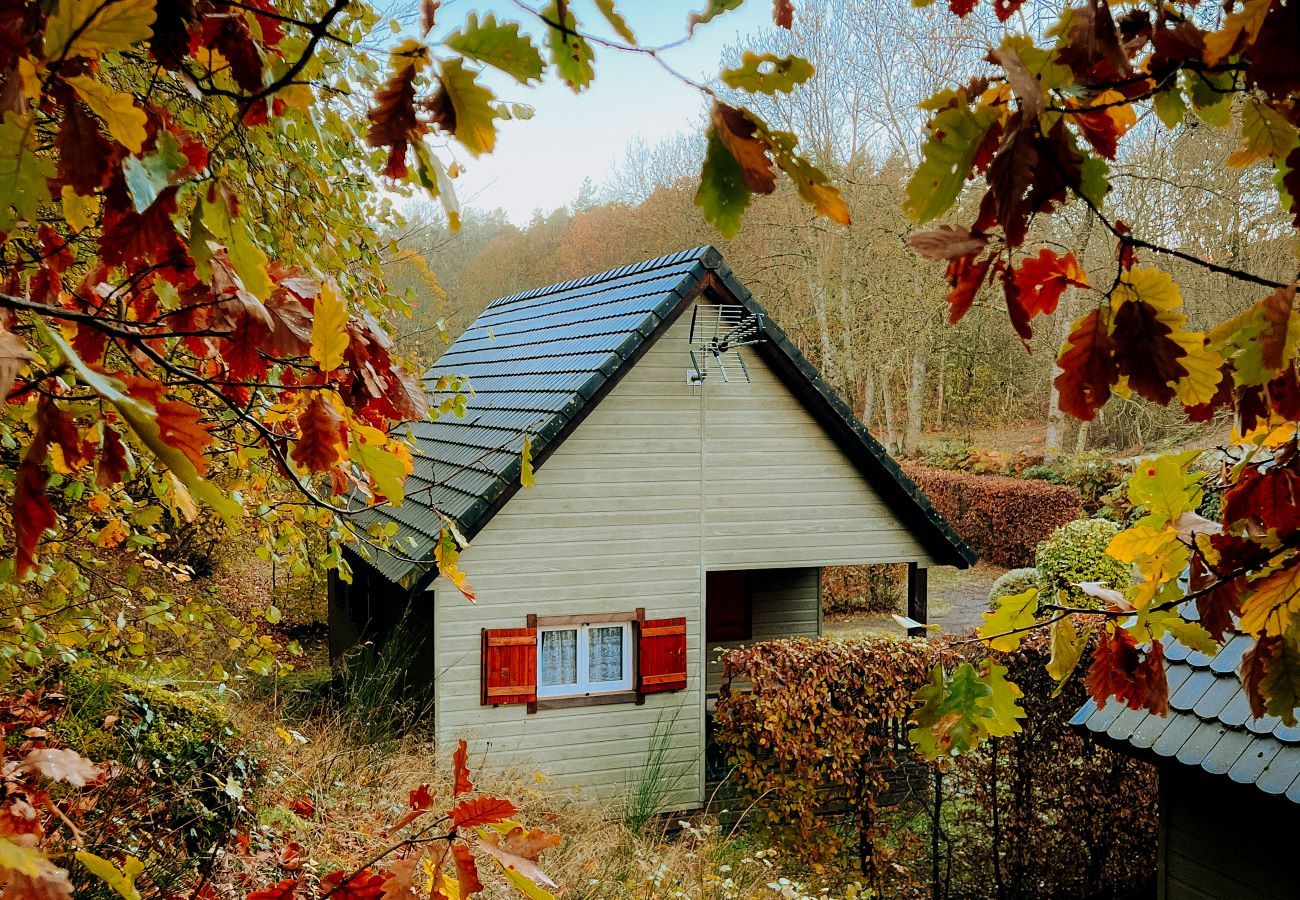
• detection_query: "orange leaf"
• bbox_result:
[290,394,346,472]
[453,739,474,796]
[1084,628,1168,715]
[450,796,517,829]
[1054,307,1116,421]
[710,102,776,195]
[14,410,58,579]
[944,252,992,324]
[318,869,386,900]
[1013,249,1088,319]
[452,844,483,896]
[246,879,299,900]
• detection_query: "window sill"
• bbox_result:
[534,691,638,711]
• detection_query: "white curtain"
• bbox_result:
[588,626,624,683]
[539,629,577,687]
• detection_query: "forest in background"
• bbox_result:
[384,0,1296,458]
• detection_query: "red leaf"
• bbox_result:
[290,394,346,473]
[57,100,115,195]
[772,0,794,29]
[1054,307,1116,420]
[947,0,977,15]
[410,783,435,811]
[367,63,421,179]
[711,102,776,195]
[96,425,131,487]
[1189,550,1244,643]
[155,396,214,475]
[450,795,517,829]
[453,739,474,796]
[1110,300,1186,406]
[452,844,484,897]
[1054,0,1130,85]
[1223,462,1300,534]
[288,795,316,818]
[944,252,993,324]
[318,870,386,900]
[1114,221,1137,271]
[1013,249,1088,319]
[1251,1,1300,100]
[197,14,264,93]
[992,0,1026,21]
[247,879,299,900]
[14,437,56,580]
[100,185,187,270]
[1241,635,1282,720]
[1085,628,1168,715]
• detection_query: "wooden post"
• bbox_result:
[907,563,929,637]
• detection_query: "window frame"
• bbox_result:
[535,621,634,699]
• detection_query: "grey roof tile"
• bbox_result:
[1150,712,1201,758]
[1170,668,1217,712]
[1228,735,1282,785]
[1191,673,1241,720]
[347,247,976,586]
[1176,720,1231,767]
[1082,697,1130,735]
[1256,746,1300,794]
[1209,633,1252,673]
[1107,705,1154,743]
[1200,727,1254,775]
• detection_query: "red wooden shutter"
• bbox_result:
[637,617,687,694]
[481,628,536,705]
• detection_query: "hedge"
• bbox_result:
[901,462,1084,568]
[712,633,1157,897]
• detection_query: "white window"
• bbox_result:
[536,622,633,698]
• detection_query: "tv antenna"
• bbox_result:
[686,304,764,386]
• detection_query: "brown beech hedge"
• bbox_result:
[712,633,1157,897]
[901,462,1084,567]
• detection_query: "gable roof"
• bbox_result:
[1072,617,1300,804]
[353,246,975,586]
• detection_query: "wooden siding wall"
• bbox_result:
[705,568,820,695]
[1160,766,1296,900]
[430,299,936,810]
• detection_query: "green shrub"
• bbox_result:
[987,568,1038,609]
[35,665,260,897]
[1035,518,1131,608]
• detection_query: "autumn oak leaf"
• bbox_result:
[453,739,474,796]
[452,844,484,896]
[450,796,517,829]
[1013,249,1089,318]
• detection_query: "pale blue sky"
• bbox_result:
[421,1,776,222]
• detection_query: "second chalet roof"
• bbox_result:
[354,246,976,585]
[1072,611,1300,804]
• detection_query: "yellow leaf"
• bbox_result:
[200,194,273,300]
[75,850,144,900]
[438,57,497,157]
[65,75,147,153]
[311,280,350,372]
[61,185,96,232]
[45,0,156,60]
[978,587,1039,652]
[1172,332,1225,407]
[1240,564,1300,637]
[520,434,535,488]
[1046,615,1088,685]
[1202,0,1270,65]
[1,837,72,899]
[350,439,406,504]
[1227,98,1298,168]
[97,518,128,549]
[1112,267,1182,313]
[1106,523,1173,563]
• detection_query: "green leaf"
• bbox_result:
[1183,69,1233,128]
[721,52,814,95]
[445,13,544,85]
[978,587,1039,652]
[1152,87,1188,130]
[350,438,406,504]
[694,126,750,239]
[688,0,744,32]
[1228,98,1298,167]
[122,131,186,213]
[1127,451,1202,528]
[977,661,1026,738]
[411,140,461,230]
[439,57,497,157]
[908,662,993,759]
[543,1,594,92]
[594,0,635,43]
[1078,155,1109,207]
[0,112,54,232]
[76,851,143,900]
[200,193,273,301]
[904,101,998,223]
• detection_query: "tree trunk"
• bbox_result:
[1044,288,1075,458]
[882,372,900,454]
[863,367,876,431]
[904,346,926,455]
[936,353,946,430]
[1074,418,1090,454]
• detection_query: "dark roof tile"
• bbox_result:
[348,247,975,585]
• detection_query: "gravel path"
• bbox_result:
[824,562,1008,640]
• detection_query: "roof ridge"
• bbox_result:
[484,246,715,312]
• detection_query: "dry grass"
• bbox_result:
[220,700,859,900]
